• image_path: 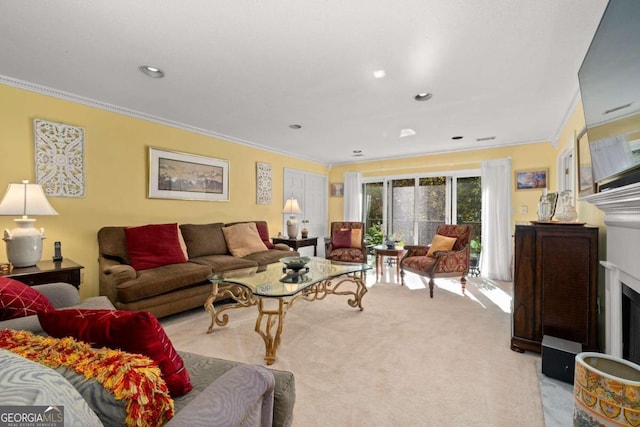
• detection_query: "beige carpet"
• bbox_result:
[162,272,545,426]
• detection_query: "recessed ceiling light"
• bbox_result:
[451,136,463,140]
[139,65,165,78]
[289,124,302,129]
[400,129,416,138]
[414,93,432,101]
[373,70,386,79]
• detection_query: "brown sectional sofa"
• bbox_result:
[97,221,298,318]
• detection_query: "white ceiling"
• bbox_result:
[0,0,609,165]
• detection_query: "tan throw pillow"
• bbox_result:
[427,234,457,257]
[350,228,362,249]
[332,228,362,249]
[177,225,189,260]
[222,222,269,257]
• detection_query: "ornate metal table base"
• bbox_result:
[204,273,367,365]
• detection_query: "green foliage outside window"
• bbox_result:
[364,223,383,246]
[470,237,482,254]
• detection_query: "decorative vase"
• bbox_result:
[555,190,579,223]
[537,189,553,222]
[574,352,640,426]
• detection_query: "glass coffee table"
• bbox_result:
[205,256,370,365]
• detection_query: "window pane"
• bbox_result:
[390,179,414,244]
[417,177,446,245]
[456,176,482,242]
[363,182,384,245]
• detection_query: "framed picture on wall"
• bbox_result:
[514,168,548,190]
[148,147,229,201]
[256,161,272,205]
[329,182,344,197]
[330,182,344,197]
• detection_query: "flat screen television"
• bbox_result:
[578,0,640,192]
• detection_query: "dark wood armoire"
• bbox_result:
[511,224,599,353]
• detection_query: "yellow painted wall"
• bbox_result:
[329,142,559,229]
[0,84,328,298]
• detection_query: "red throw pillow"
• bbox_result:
[332,229,353,249]
[255,222,275,249]
[37,309,192,397]
[0,278,54,320]
[124,223,187,270]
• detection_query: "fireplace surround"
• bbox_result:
[583,182,640,359]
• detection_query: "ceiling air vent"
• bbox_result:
[476,136,496,142]
[603,103,632,115]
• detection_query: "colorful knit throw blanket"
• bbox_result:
[0,329,175,426]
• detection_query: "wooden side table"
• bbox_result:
[0,259,84,289]
[272,237,318,256]
[374,246,406,283]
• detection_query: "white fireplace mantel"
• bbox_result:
[582,181,640,228]
[583,181,640,356]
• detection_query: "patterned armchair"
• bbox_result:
[326,222,366,263]
[400,224,473,297]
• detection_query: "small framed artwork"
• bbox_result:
[256,162,272,205]
[576,128,596,197]
[330,182,344,197]
[515,168,548,190]
[148,147,229,201]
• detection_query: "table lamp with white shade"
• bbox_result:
[282,197,302,239]
[0,180,58,267]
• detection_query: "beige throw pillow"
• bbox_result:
[426,234,457,257]
[222,222,269,257]
[349,228,362,249]
[177,224,189,259]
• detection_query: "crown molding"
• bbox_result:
[0,75,325,165]
[551,89,582,148]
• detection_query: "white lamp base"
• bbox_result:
[3,218,45,267]
[287,217,298,239]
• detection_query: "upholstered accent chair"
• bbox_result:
[400,224,473,297]
[326,222,366,263]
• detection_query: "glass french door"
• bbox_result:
[363,182,384,249]
[455,176,482,241]
[416,177,447,245]
[363,173,481,247]
[390,179,417,244]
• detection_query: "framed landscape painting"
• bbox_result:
[148,147,229,201]
[515,168,548,190]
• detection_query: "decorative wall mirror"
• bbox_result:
[576,127,596,197]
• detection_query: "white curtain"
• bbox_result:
[480,158,512,281]
[343,172,362,221]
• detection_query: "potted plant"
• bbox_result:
[385,232,403,249]
[364,223,383,247]
[469,237,481,274]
